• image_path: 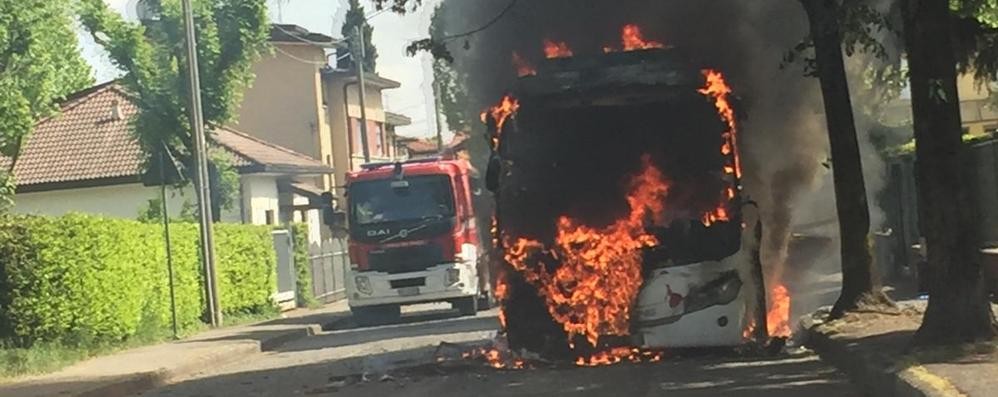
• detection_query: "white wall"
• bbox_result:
[292,195,324,246]
[14,175,277,224]
[240,175,280,225]
[14,183,195,220]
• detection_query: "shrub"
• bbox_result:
[214,223,277,315]
[289,223,317,307]
[0,213,277,347]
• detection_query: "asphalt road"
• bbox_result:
[132,303,860,397]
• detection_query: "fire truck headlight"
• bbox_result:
[354,276,373,295]
[446,268,460,285]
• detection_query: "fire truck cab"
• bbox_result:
[342,158,484,325]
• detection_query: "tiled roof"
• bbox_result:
[385,111,412,127]
[0,83,144,187]
[402,133,471,155]
[2,83,332,189]
[270,24,339,48]
[213,127,334,174]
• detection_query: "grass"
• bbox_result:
[0,310,280,381]
[0,327,179,381]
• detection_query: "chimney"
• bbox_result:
[110,100,123,121]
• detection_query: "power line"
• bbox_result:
[273,45,330,65]
[437,0,519,43]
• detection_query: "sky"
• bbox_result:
[79,0,442,138]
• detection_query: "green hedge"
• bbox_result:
[0,213,277,347]
[289,223,316,307]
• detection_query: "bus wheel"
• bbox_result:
[454,296,479,316]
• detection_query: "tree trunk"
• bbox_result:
[902,0,998,345]
[800,0,888,318]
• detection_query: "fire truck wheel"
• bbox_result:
[351,305,401,327]
[454,296,479,316]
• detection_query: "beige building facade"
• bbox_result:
[234,25,411,207]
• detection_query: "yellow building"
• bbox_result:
[234,24,409,208]
[321,69,404,199]
[956,74,998,136]
[883,72,998,135]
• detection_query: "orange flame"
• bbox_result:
[767,284,792,337]
[576,347,663,367]
[697,69,741,227]
[543,39,574,59]
[462,347,527,369]
[481,94,520,149]
[512,51,537,77]
[741,284,793,339]
[622,24,665,51]
[495,273,509,330]
[504,156,669,348]
[698,69,742,180]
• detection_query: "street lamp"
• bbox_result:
[137,0,222,327]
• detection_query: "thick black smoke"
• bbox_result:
[436,0,842,321]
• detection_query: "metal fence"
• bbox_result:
[309,238,350,302]
[882,138,998,272]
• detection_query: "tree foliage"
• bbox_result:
[77,0,269,216]
[371,0,422,14]
[429,3,470,131]
[782,0,893,76]
[0,0,93,193]
[338,0,378,71]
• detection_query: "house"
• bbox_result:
[881,72,998,136]
[233,24,411,206]
[3,82,334,244]
[400,132,472,160]
[955,74,998,136]
[232,24,339,193]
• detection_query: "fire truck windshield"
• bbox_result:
[350,175,456,226]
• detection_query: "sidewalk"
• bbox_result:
[804,301,998,397]
[0,300,350,397]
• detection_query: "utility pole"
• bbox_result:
[181,0,221,327]
[159,145,178,339]
[354,26,372,164]
[433,80,445,151]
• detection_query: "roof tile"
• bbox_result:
[2,84,332,187]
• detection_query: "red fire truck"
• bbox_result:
[340,158,487,325]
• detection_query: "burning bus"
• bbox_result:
[483,26,767,363]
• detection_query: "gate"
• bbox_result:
[309,238,349,302]
[271,230,297,310]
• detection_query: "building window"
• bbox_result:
[374,122,385,157]
[351,118,386,157]
[265,210,275,225]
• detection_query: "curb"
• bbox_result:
[802,315,965,397]
[70,313,350,397]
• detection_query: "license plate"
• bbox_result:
[397,287,420,296]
